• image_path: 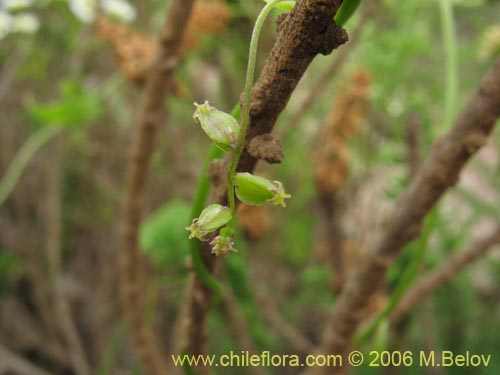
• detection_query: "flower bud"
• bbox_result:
[210,227,237,256]
[193,101,240,151]
[186,204,232,240]
[234,172,291,207]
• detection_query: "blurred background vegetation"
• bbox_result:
[1,0,500,374]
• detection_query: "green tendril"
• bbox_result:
[0,125,63,207]
[225,0,283,235]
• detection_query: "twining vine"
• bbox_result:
[186,0,291,257]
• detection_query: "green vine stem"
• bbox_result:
[186,0,281,292]
[0,125,62,207]
[188,143,225,296]
[439,0,458,133]
[225,0,283,233]
[334,0,362,27]
[188,105,240,295]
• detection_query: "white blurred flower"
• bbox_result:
[0,7,39,40]
[103,0,136,22]
[68,0,94,23]
[0,11,13,40]
[68,0,136,23]
[11,13,39,33]
[4,0,34,11]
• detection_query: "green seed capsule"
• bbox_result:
[234,172,291,207]
[193,101,240,152]
[186,204,232,240]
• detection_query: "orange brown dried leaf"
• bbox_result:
[182,0,232,52]
[95,0,232,84]
[95,15,156,84]
[314,70,371,293]
[314,70,371,195]
[314,136,350,194]
[329,240,359,292]
[237,203,273,241]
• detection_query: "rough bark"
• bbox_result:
[282,0,381,138]
[212,0,348,203]
[306,58,500,375]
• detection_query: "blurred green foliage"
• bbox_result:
[27,79,103,130]
[140,200,191,269]
[0,252,23,297]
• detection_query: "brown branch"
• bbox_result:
[181,0,348,362]
[231,0,347,183]
[405,114,422,178]
[307,58,500,375]
[391,225,500,324]
[279,0,381,139]
[121,1,195,374]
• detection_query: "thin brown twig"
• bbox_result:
[418,304,444,375]
[405,114,422,178]
[391,225,500,324]
[313,70,371,292]
[121,1,195,374]
[0,40,32,104]
[222,287,265,375]
[247,254,314,353]
[0,343,56,375]
[221,287,257,354]
[253,280,315,353]
[306,58,500,375]
[0,299,69,369]
[219,0,348,196]
[181,0,348,363]
[45,135,90,375]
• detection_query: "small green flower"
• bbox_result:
[186,204,232,241]
[193,101,240,152]
[234,172,291,207]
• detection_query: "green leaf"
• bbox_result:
[0,252,23,297]
[140,200,191,269]
[27,79,102,130]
